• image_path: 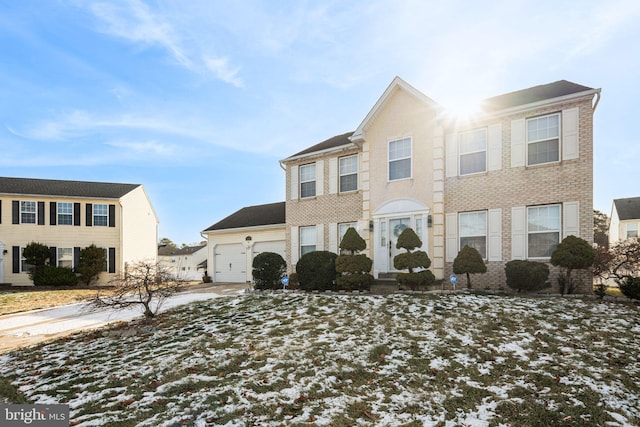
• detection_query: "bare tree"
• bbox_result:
[608,238,640,281]
[91,260,182,319]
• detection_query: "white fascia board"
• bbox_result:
[202,223,285,236]
[280,143,358,164]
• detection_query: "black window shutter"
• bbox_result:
[50,247,57,267]
[74,203,81,226]
[12,201,19,224]
[12,246,20,273]
[108,247,116,273]
[50,202,57,225]
[37,201,45,225]
[86,204,93,226]
[74,247,81,270]
[0,200,2,224]
[109,204,116,227]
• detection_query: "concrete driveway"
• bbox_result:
[0,283,248,353]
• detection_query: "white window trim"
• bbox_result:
[339,155,358,193]
[58,202,74,226]
[526,204,562,259]
[299,163,316,199]
[526,112,561,167]
[94,204,109,227]
[57,247,74,269]
[20,201,37,224]
[299,225,317,257]
[20,247,34,273]
[458,211,488,259]
[388,137,413,182]
[458,128,487,176]
[627,223,639,239]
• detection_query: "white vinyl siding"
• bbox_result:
[459,129,487,175]
[527,204,561,258]
[339,155,358,192]
[58,202,73,225]
[459,211,487,259]
[389,137,412,181]
[527,113,560,166]
[300,164,316,198]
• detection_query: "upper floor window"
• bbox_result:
[389,137,412,181]
[300,163,316,198]
[300,226,317,257]
[627,223,638,239]
[58,202,73,225]
[57,248,73,269]
[459,129,487,175]
[527,113,560,166]
[20,201,36,224]
[94,204,108,226]
[339,155,358,192]
[459,211,487,259]
[527,204,561,258]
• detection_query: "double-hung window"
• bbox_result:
[58,202,73,225]
[389,137,412,181]
[20,248,34,273]
[20,201,36,224]
[58,248,73,269]
[459,129,487,175]
[339,155,357,192]
[93,204,108,226]
[300,226,317,257]
[527,204,561,258]
[300,164,316,198]
[459,211,487,259]
[527,113,560,166]
[627,223,638,239]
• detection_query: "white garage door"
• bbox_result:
[215,243,246,283]
[253,241,286,260]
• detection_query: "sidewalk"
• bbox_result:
[0,283,248,353]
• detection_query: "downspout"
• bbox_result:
[592,89,601,115]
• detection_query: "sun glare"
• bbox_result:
[442,97,484,123]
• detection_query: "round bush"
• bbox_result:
[296,251,337,292]
[32,266,79,287]
[505,260,550,292]
[252,252,286,290]
[617,276,640,300]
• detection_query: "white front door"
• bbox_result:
[388,218,410,271]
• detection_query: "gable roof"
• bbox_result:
[482,80,596,111]
[351,76,440,142]
[203,201,285,232]
[158,245,206,256]
[0,177,140,199]
[613,197,640,220]
[285,132,354,160]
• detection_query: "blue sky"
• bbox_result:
[1,0,639,245]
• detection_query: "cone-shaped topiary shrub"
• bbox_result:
[551,235,595,295]
[453,245,487,289]
[336,227,373,291]
[296,251,337,291]
[393,228,435,290]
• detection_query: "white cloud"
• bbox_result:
[203,56,243,88]
[106,140,177,157]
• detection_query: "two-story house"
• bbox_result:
[609,197,640,244]
[158,244,207,282]
[280,77,600,292]
[0,177,158,286]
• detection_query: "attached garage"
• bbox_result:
[203,202,286,284]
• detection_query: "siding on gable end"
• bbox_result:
[563,201,580,238]
[290,165,299,200]
[445,213,457,262]
[316,160,324,197]
[511,118,526,167]
[86,204,93,226]
[511,206,526,259]
[445,133,457,177]
[290,226,299,265]
[328,158,338,194]
[562,107,579,160]
[50,202,57,225]
[12,201,18,224]
[488,208,502,261]
[488,124,502,171]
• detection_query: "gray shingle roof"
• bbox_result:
[614,197,640,220]
[158,245,206,256]
[0,177,140,199]
[204,202,285,231]
[286,132,354,159]
[482,80,595,110]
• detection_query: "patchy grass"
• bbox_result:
[0,287,107,315]
[1,293,639,426]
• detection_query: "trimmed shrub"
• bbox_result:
[252,252,286,290]
[393,228,435,290]
[77,244,106,286]
[32,265,78,287]
[505,260,550,292]
[617,276,640,300]
[336,228,373,291]
[296,251,337,292]
[453,245,487,289]
[551,236,595,295]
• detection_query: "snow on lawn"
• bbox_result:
[2,292,640,426]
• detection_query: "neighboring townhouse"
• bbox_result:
[609,197,640,244]
[280,77,600,292]
[158,244,207,282]
[202,202,285,283]
[0,177,158,286]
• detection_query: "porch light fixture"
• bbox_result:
[369,221,374,231]
[427,214,433,228]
